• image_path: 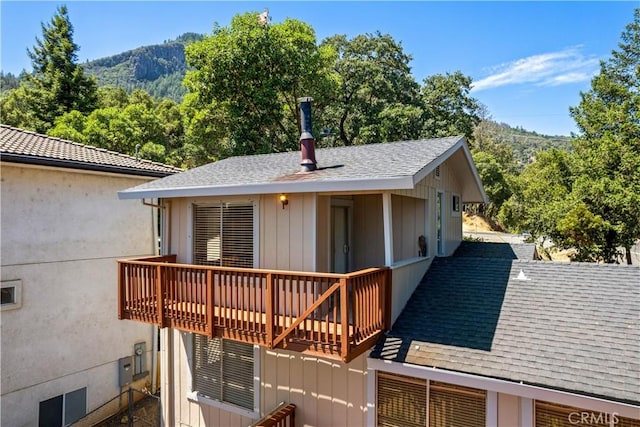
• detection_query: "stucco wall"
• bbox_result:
[1,164,155,427]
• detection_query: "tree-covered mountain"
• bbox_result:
[490,122,572,166]
[83,32,203,101]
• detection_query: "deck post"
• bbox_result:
[340,278,349,362]
[156,264,165,328]
[383,268,392,330]
[266,273,274,349]
[207,270,215,339]
[117,261,124,320]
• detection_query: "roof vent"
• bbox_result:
[298,97,317,172]
[515,269,530,281]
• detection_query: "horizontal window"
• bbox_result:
[1,279,22,310]
[377,372,486,427]
[192,336,255,411]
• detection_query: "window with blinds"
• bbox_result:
[429,381,486,427]
[193,203,254,268]
[193,335,255,410]
[377,373,427,427]
[535,401,640,427]
[376,373,486,427]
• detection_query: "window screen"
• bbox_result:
[194,203,254,268]
[1,286,15,305]
[64,387,86,425]
[193,335,255,410]
[39,395,63,427]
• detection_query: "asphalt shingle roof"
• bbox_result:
[0,125,182,177]
[117,136,483,199]
[371,244,640,405]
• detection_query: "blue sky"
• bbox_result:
[1,1,636,136]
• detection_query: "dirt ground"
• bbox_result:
[96,395,160,427]
[462,213,494,233]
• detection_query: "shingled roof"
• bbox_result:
[118,136,487,202]
[371,243,640,405]
[0,125,182,177]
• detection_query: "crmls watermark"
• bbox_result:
[568,411,620,425]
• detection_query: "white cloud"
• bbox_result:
[472,47,599,92]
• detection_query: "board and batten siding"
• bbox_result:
[391,159,464,258]
[261,348,368,427]
[260,193,316,272]
[352,194,385,271]
[167,193,317,272]
[167,329,256,427]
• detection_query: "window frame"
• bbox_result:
[187,199,259,269]
[376,372,487,427]
[38,387,87,427]
[451,194,461,217]
[1,279,22,311]
[186,335,261,418]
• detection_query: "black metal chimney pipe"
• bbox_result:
[299,97,317,172]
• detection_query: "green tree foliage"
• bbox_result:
[183,12,336,157]
[24,5,97,132]
[499,149,573,241]
[502,9,639,263]
[421,72,480,141]
[566,8,640,263]
[321,32,422,146]
[0,72,22,94]
[48,87,189,166]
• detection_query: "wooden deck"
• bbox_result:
[118,255,391,362]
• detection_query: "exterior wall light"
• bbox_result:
[279,194,289,209]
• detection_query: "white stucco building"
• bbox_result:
[0,125,181,427]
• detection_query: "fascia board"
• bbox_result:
[117,176,416,200]
[367,358,640,419]
[412,136,488,204]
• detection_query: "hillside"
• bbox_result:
[83,32,203,101]
[496,123,572,165]
[62,33,573,162]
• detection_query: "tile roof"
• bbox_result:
[371,245,640,405]
[117,136,486,202]
[0,125,182,177]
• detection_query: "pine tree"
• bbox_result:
[25,5,97,132]
[567,8,640,263]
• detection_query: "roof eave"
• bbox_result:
[412,136,488,204]
[1,153,177,178]
[118,176,416,200]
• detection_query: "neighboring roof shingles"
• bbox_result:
[0,125,182,177]
[117,136,485,200]
[371,246,640,405]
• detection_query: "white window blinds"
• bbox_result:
[193,202,254,268]
[193,335,255,410]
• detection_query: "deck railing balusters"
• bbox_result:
[118,256,390,362]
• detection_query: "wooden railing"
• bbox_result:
[118,255,391,363]
[252,402,296,427]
